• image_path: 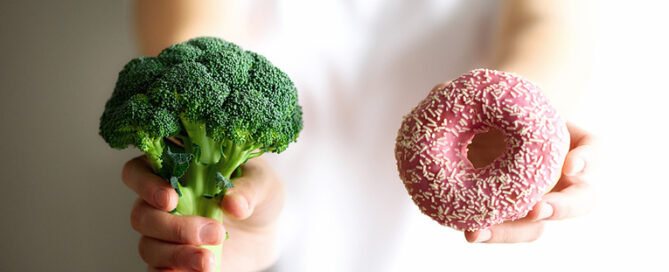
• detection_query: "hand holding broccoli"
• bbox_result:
[124,156,283,271]
[99,37,302,271]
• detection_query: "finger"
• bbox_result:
[138,236,216,272]
[122,156,178,211]
[562,144,596,176]
[465,220,545,243]
[222,158,281,221]
[566,122,595,149]
[541,181,596,220]
[564,123,599,176]
[523,201,554,221]
[131,199,225,245]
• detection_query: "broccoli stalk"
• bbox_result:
[99,37,303,271]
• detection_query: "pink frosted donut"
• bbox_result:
[395,69,569,231]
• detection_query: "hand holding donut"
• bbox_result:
[395,69,597,243]
[464,122,597,243]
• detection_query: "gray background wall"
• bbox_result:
[0,1,144,271]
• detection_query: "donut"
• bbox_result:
[394,69,569,231]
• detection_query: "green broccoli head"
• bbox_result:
[99,37,303,160]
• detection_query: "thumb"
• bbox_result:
[221,158,284,224]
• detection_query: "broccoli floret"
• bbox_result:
[99,37,302,269]
[99,93,180,169]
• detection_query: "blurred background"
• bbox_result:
[0,0,667,271]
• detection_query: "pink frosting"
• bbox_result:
[395,69,569,231]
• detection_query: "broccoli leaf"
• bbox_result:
[169,176,182,197]
[216,172,234,193]
[159,142,193,177]
[158,140,194,196]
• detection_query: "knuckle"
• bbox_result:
[121,159,135,184]
[497,229,511,243]
[130,201,144,232]
[172,219,192,243]
[122,156,149,185]
[170,245,188,267]
[137,237,151,264]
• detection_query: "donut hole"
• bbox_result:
[466,128,507,169]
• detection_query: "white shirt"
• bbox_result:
[237,1,499,271]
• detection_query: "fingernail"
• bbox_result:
[567,157,585,176]
[537,202,554,220]
[199,223,221,244]
[474,229,492,243]
[153,190,168,208]
[190,252,211,271]
[204,253,216,270]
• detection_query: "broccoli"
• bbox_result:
[99,37,302,270]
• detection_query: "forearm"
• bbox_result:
[134,0,243,56]
[490,0,595,116]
